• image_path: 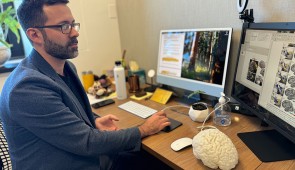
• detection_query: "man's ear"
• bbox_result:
[26,28,43,44]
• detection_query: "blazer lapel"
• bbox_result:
[28,50,94,127]
[64,62,96,126]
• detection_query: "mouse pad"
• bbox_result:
[238,130,295,162]
[162,117,182,132]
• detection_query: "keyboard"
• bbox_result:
[118,101,157,118]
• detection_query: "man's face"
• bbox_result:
[41,4,79,59]
[42,30,78,59]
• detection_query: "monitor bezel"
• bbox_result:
[156,27,233,98]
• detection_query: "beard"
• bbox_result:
[42,32,79,60]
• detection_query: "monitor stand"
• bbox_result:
[238,129,295,162]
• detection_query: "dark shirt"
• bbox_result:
[59,66,88,113]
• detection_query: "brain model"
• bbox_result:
[192,127,238,170]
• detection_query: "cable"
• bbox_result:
[196,125,217,130]
[197,95,231,131]
[159,94,231,131]
[161,105,190,113]
[169,108,188,116]
[160,102,210,120]
[161,102,209,114]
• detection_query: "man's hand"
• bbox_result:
[95,114,119,131]
[138,110,170,138]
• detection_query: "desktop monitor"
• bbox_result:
[156,28,232,99]
[232,22,295,162]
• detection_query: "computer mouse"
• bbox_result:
[170,137,193,151]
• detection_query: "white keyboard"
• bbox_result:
[118,101,157,118]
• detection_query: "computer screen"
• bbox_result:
[156,28,232,98]
[232,22,295,161]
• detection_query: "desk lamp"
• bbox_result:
[144,69,157,92]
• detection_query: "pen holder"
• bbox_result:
[128,75,140,93]
[188,102,209,122]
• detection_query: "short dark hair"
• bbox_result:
[17,0,69,31]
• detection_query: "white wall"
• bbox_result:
[0,0,121,91]
[115,0,295,96]
[3,0,295,96]
[69,0,122,76]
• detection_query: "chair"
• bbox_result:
[0,121,11,170]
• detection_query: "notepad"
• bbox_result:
[150,88,173,104]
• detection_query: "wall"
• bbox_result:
[0,0,121,91]
[69,0,122,76]
[3,0,295,96]
[115,0,295,97]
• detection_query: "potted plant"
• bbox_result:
[0,0,21,65]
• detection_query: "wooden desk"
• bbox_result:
[92,97,295,170]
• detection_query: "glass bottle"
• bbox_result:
[213,94,231,126]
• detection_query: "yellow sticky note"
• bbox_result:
[150,88,173,104]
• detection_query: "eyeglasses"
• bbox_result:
[34,23,80,34]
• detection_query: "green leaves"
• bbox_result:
[187,90,206,99]
[1,0,15,3]
[0,0,20,48]
[0,37,12,48]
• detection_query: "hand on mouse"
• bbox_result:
[139,110,170,138]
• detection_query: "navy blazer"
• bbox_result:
[0,50,141,170]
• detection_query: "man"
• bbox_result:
[0,0,170,169]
